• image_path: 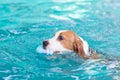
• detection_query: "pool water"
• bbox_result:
[0,0,120,80]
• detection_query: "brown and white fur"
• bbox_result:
[43,30,101,59]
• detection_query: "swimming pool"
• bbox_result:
[0,0,120,80]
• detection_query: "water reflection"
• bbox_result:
[50,0,92,21]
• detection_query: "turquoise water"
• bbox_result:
[0,0,120,80]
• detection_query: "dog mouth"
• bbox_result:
[43,48,60,53]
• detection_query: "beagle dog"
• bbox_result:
[43,30,102,59]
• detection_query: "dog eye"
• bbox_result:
[58,35,64,40]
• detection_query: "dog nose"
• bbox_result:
[43,41,49,49]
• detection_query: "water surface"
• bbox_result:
[0,0,120,80]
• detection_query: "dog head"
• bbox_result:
[43,30,90,58]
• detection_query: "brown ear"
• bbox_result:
[73,36,89,59]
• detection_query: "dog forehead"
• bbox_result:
[55,30,75,36]
[55,30,68,37]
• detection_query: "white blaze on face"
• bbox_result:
[46,30,70,53]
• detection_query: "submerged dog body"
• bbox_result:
[43,30,101,59]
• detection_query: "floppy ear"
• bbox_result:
[73,36,89,59]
